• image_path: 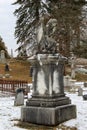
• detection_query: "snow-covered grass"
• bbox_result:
[0,83,87,130]
[0,94,26,130]
[64,92,87,130]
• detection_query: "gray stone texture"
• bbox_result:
[0,50,6,63]
[21,54,76,125]
[14,88,24,106]
[21,105,76,126]
[78,87,83,96]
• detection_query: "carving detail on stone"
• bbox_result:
[37,18,58,54]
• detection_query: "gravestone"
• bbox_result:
[14,88,24,106]
[78,87,83,96]
[0,50,6,63]
[21,18,76,126]
[64,75,71,87]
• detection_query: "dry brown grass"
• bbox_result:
[65,64,87,82]
[14,120,77,130]
[0,59,32,83]
[0,59,87,83]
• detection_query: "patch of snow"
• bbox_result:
[64,92,87,130]
[0,86,87,130]
[0,95,26,130]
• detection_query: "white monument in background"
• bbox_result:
[0,50,6,63]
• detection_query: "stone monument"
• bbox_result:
[21,18,76,125]
[70,53,76,79]
[78,87,83,96]
[14,88,24,106]
[0,50,6,63]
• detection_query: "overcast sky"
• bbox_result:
[0,0,18,57]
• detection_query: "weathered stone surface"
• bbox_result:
[21,104,76,126]
[21,54,76,125]
[26,96,71,107]
[14,88,24,106]
[30,54,65,96]
[78,87,83,96]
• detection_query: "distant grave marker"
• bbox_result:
[0,50,6,63]
[14,88,24,106]
[78,87,83,96]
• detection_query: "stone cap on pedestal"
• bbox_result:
[28,53,67,65]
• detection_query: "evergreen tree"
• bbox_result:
[13,0,87,57]
[0,36,10,58]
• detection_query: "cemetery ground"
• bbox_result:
[0,59,32,83]
[0,58,87,82]
[1,89,87,130]
[0,58,87,130]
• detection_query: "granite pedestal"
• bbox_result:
[21,54,76,126]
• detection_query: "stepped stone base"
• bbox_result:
[21,54,76,126]
[21,104,76,126]
[26,96,71,107]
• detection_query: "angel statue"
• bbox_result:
[36,17,58,54]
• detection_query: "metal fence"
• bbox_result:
[0,79,29,95]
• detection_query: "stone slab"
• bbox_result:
[26,96,71,107]
[21,104,76,126]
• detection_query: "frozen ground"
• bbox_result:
[0,93,26,130]
[64,92,87,130]
[0,83,87,130]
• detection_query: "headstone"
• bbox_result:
[64,75,71,87]
[64,75,71,91]
[14,88,24,106]
[0,50,6,63]
[78,87,83,96]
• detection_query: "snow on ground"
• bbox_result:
[64,92,87,130]
[0,82,87,130]
[0,94,26,130]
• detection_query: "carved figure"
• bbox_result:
[37,18,58,54]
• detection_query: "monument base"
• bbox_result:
[21,104,76,126]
